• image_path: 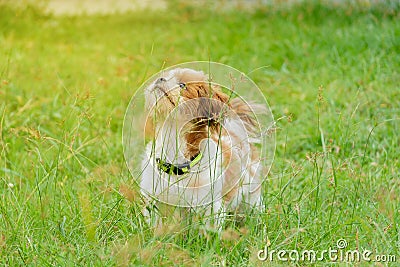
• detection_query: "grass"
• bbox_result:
[0,1,399,266]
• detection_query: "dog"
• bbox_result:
[140,68,264,227]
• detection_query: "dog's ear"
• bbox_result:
[199,87,230,122]
[197,97,228,123]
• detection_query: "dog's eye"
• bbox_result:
[156,77,166,84]
[179,82,186,89]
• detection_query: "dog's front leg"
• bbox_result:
[141,199,162,229]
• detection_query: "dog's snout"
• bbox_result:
[156,77,167,84]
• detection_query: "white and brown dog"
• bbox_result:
[141,68,264,227]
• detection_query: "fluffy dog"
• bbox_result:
[141,68,264,227]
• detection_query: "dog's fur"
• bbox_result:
[141,68,263,226]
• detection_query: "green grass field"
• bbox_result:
[1,1,399,266]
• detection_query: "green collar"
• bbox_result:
[156,153,202,175]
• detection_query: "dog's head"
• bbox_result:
[144,68,232,158]
[145,68,230,121]
[145,68,261,160]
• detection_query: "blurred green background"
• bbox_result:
[0,0,399,265]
